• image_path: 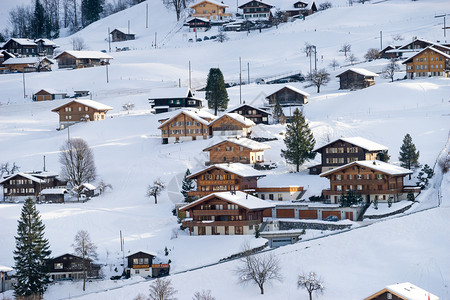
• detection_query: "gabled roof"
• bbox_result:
[320,160,413,177]
[126,250,158,258]
[397,38,450,51]
[209,113,255,127]
[148,87,194,99]
[80,183,96,190]
[402,46,450,64]
[35,38,58,47]
[190,0,229,8]
[228,103,272,116]
[4,38,37,46]
[51,99,113,112]
[239,0,274,9]
[157,109,215,128]
[314,137,388,152]
[180,191,275,211]
[188,163,265,179]
[0,172,46,184]
[111,28,136,35]
[49,253,93,262]
[364,282,439,300]
[2,56,53,65]
[336,68,379,77]
[55,50,113,60]
[40,188,68,195]
[0,265,13,273]
[265,85,310,98]
[35,89,67,95]
[186,17,211,23]
[203,137,270,152]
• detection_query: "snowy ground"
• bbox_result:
[0,0,450,299]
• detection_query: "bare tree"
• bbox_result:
[318,1,332,10]
[216,31,229,43]
[59,138,97,200]
[235,246,282,295]
[383,58,400,82]
[340,43,351,57]
[1,162,20,177]
[303,42,313,57]
[122,102,135,114]
[146,179,166,204]
[346,53,358,65]
[97,179,113,194]
[272,9,286,28]
[328,59,339,71]
[72,230,98,291]
[298,272,325,300]
[71,36,87,50]
[192,290,215,300]
[149,278,177,300]
[162,0,184,21]
[306,68,330,93]
[392,33,404,42]
[133,293,148,300]
[364,48,380,60]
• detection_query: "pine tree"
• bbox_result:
[81,0,104,27]
[32,0,46,38]
[13,197,52,299]
[205,68,229,115]
[272,101,286,124]
[416,164,434,189]
[407,191,415,202]
[181,169,195,202]
[399,133,420,179]
[376,150,390,162]
[281,108,316,172]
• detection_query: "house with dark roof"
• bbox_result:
[148,87,203,114]
[51,99,113,129]
[238,0,274,21]
[1,38,58,57]
[336,68,379,90]
[185,17,211,32]
[47,254,100,281]
[33,89,67,101]
[2,56,53,73]
[110,28,136,42]
[55,51,113,69]
[125,251,156,278]
[265,85,309,106]
[228,103,271,124]
[402,46,450,79]
[180,191,275,235]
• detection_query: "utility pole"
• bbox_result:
[146,3,148,28]
[247,62,250,84]
[380,30,383,50]
[435,14,449,38]
[188,61,191,89]
[154,32,157,48]
[108,27,111,52]
[43,155,46,172]
[128,20,130,34]
[239,56,242,105]
[22,72,26,98]
[106,64,109,83]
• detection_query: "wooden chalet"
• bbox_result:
[46,254,100,280]
[310,137,388,174]
[0,265,13,293]
[385,38,450,58]
[149,87,203,114]
[228,103,271,124]
[2,56,53,73]
[402,46,450,79]
[125,251,156,278]
[187,163,265,199]
[110,28,136,42]
[0,171,62,201]
[320,160,414,204]
[379,45,400,59]
[180,191,275,235]
[51,99,113,129]
[1,38,58,57]
[157,110,215,144]
[289,1,317,18]
[336,68,379,90]
[189,0,232,21]
[364,282,439,300]
[77,183,99,198]
[55,51,113,69]
[202,137,270,165]
[239,0,274,21]
[208,113,255,137]
[33,89,67,101]
[255,186,303,201]
[35,38,58,56]
[265,85,309,106]
[185,17,211,32]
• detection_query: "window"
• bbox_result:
[78,107,82,111]
[347,174,352,180]
[377,174,383,180]
[135,270,140,274]
[278,194,283,201]
[54,263,63,269]
[347,147,358,153]
[269,194,274,200]
[144,258,149,264]
[133,258,139,265]
[356,174,362,179]
[335,175,342,180]
[357,185,362,190]
[336,185,342,191]
[85,107,88,111]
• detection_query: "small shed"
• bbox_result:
[55,51,113,69]
[34,89,67,101]
[40,187,68,203]
[78,183,99,198]
[110,28,136,42]
[336,68,379,90]
[266,85,309,106]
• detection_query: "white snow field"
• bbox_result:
[0,0,449,299]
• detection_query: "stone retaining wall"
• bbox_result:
[279,221,352,231]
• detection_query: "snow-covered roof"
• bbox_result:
[40,188,68,195]
[36,38,58,46]
[35,88,67,95]
[0,265,13,272]
[180,191,275,211]
[314,137,388,152]
[186,17,211,23]
[55,50,113,60]
[203,137,270,151]
[403,46,450,64]
[157,109,215,128]
[209,113,255,127]
[125,250,158,257]
[2,57,52,65]
[8,38,36,46]
[112,28,137,35]
[228,103,271,115]
[336,68,379,77]
[148,87,193,99]
[52,99,113,112]
[190,0,229,8]
[80,183,96,190]
[398,38,450,51]
[366,282,439,300]
[320,160,413,177]
[266,85,310,98]
[0,172,45,184]
[188,162,265,179]
[239,0,274,9]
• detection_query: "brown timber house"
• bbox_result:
[110,28,136,42]
[47,254,100,280]
[266,85,309,106]
[51,99,113,129]
[336,68,379,90]
[228,104,271,124]
[55,50,113,69]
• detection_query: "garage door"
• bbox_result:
[299,210,318,219]
[345,211,353,220]
[322,210,341,220]
[263,209,272,217]
[276,209,295,218]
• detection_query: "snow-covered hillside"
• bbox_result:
[1,0,449,299]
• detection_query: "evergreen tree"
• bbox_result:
[32,0,46,38]
[416,164,434,189]
[399,133,420,179]
[376,150,390,162]
[81,0,104,27]
[181,168,195,202]
[272,101,286,124]
[407,191,415,202]
[339,190,363,207]
[281,108,316,172]
[205,68,229,115]
[13,197,52,299]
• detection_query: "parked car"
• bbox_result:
[196,38,202,42]
[121,47,130,51]
[324,215,339,222]
[255,78,265,84]
[209,35,217,40]
[188,38,193,43]
[203,36,210,40]
[100,50,107,53]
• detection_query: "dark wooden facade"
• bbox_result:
[186,18,211,31]
[336,69,377,90]
[203,138,269,165]
[1,38,57,57]
[0,172,62,201]
[34,89,67,101]
[126,251,156,277]
[266,86,309,106]
[149,89,203,114]
[47,254,100,280]
[239,1,273,20]
[187,164,262,199]
[228,104,270,124]
[55,51,112,69]
[110,29,136,42]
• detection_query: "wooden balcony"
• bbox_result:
[193,209,240,216]
[322,188,403,196]
[182,219,261,227]
[197,180,238,185]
